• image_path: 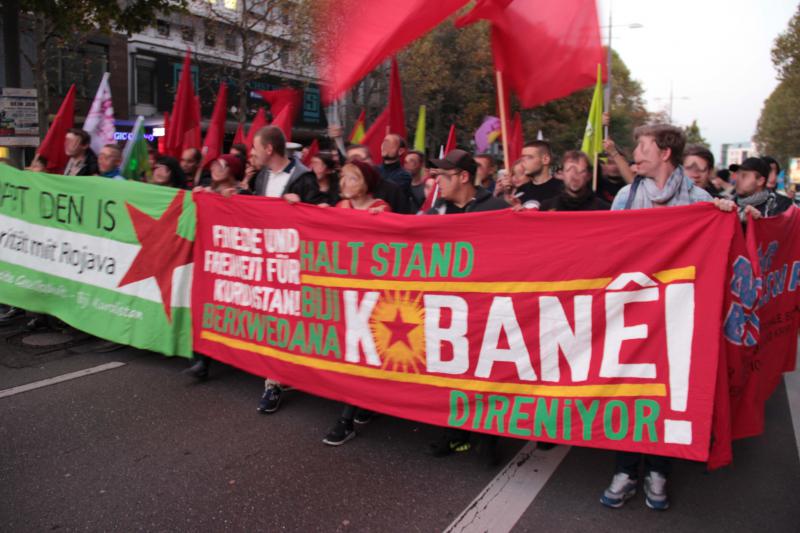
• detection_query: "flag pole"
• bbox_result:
[593,151,599,192]
[496,70,511,174]
[604,1,613,139]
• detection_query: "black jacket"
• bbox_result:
[253,158,325,204]
[427,187,509,215]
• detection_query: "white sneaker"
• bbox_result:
[644,471,670,510]
[600,473,637,508]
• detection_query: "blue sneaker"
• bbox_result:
[257,385,282,414]
[600,473,637,508]
[644,472,670,510]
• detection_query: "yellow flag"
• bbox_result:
[581,64,604,162]
[414,105,426,152]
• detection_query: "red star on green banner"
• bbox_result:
[118,191,193,322]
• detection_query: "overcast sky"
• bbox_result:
[598,0,797,160]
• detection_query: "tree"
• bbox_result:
[684,120,709,147]
[756,4,800,164]
[18,0,186,137]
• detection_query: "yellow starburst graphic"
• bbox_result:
[369,291,426,373]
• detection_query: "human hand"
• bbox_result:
[713,198,736,212]
[283,193,301,204]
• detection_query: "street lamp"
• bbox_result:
[603,13,644,136]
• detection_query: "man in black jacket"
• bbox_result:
[733,157,793,221]
[539,151,610,211]
[63,129,98,176]
[251,126,323,204]
[427,149,508,215]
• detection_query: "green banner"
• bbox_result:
[0,164,194,357]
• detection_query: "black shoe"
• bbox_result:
[257,385,282,414]
[0,307,24,324]
[428,435,471,457]
[323,418,356,446]
[183,358,209,380]
[353,409,375,425]
[24,316,49,331]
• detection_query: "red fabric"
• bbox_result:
[335,198,391,211]
[457,0,605,108]
[232,122,245,150]
[158,111,169,154]
[302,139,320,167]
[202,84,228,169]
[184,95,202,152]
[508,111,523,163]
[444,124,457,154]
[317,0,469,104]
[37,84,75,173]
[193,200,742,462]
[244,108,268,158]
[418,178,438,213]
[349,109,366,143]
[361,58,406,161]
[164,51,199,158]
[258,89,302,141]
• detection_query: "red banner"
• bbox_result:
[192,194,748,462]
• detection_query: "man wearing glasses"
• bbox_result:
[683,145,729,199]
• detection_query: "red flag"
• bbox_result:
[444,124,457,154]
[184,94,202,151]
[361,58,406,161]
[508,111,523,163]
[202,83,228,168]
[37,84,76,173]
[259,89,302,124]
[232,122,245,148]
[158,111,169,154]
[271,104,297,141]
[349,109,366,143]
[317,0,469,104]
[164,50,199,157]
[245,108,268,155]
[301,139,320,167]
[457,0,604,108]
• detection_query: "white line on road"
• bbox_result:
[0,362,126,399]
[786,345,800,462]
[444,443,571,533]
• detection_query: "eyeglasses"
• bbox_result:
[684,163,709,173]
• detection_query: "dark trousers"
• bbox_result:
[615,452,671,478]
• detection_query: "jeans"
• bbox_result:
[615,452,671,478]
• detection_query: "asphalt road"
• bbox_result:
[1,318,798,532]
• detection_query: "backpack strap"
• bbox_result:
[624,176,644,210]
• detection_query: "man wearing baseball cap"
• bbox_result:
[733,157,793,221]
[427,149,508,214]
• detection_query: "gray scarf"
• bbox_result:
[630,166,693,209]
[735,189,770,208]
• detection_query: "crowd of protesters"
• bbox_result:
[0,115,796,513]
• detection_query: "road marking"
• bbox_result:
[444,443,571,533]
[786,346,800,462]
[0,362,126,399]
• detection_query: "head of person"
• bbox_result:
[475,154,497,185]
[229,143,248,161]
[683,144,715,189]
[98,144,122,174]
[632,124,685,179]
[147,144,158,169]
[521,141,552,179]
[561,151,593,195]
[310,151,337,181]
[210,154,244,185]
[64,128,91,158]
[716,169,731,183]
[180,148,202,176]
[430,149,478,202]
[735,157,770,198]
[29,156,48,172]
[511,159,527,187]
[404,150,425,178]
[152,156,186,188]
[728,163,740,185]
[761,156,780,189]
[381,134,406,164]
[339,160,380,201]
[345,144,372,164]
[252,125,287,168]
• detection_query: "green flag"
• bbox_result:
[121,115,152,181]
[414,105,426,153]
[580,64,604,163]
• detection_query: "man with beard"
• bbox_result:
[379,134,412,200]
[732,157,793,221]
[515,141,562,204]
[539,151,609,211]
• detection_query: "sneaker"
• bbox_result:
[353,409,375,425]
[644,471,669,510]
[428,436,472,457]
[322,418,356,446]
[0,307,24,324]
[257,385,282,414]
[600,473,637,508]
[24,315,49,331]
[183,358,209,380]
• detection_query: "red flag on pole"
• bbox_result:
[164,50,199,157]
[456,0,604,108]
[444,124,457,154]
[202,83,228,168]
[301,139,320,167]
[316,0,469,104]
[185,94,202,151]
[36,84,76,173]
[508,112,523,163]
[232,122,245,148]
[245,108,268,155]
[158,111,169,154]
[258,89,302,122]
[361,58,406,161]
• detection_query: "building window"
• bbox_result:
[181,25,195,42]
[224,33,237,52]
[204,23,216,48]
[47,43,109,97]
[156,20,170,37]
[135,57,157,106]
[279,46,289,67]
